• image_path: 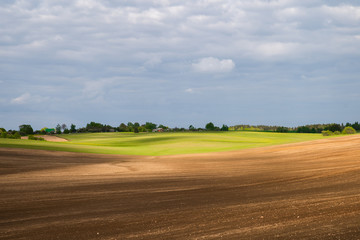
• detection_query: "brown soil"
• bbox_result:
[1,135,360,239]
[21,135,68,142]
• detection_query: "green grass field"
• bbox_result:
[0,131,328,156]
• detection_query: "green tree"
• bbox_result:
[325,123,342,132]
[127,122,134,132]
[1,131,7,138]
[19,124,34,136]
[118,123,128,132]
[205,122,215,131]
[138,126,146,132]
[189,125,195,131]
[221,124,229,131]
[276,126,289,133]
[86,122,103,132]
[158,124,168,130]
[342,126,356,134]
[56,124,62,134]
[145,122,157,131]
[70,124,76,133]
[352,122,360,131]
[13,132,21,139]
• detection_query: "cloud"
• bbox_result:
[10,93,49,105]
[192,57,235,73]
[11,93,31,104]
[255,42,299,58]
[1,0,360,129]
[185,88,194,93]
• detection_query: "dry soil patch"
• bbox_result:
[21,135,68,142]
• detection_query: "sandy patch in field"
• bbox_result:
[21,135,68,142]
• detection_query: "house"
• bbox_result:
[152,128,164,132]
[45,128,55,134]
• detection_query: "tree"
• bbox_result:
[221,124,229,131]
[352,122,360,131]
[205,122,215,131]
[276,126,289,133]
[325,123,342,132]
[70,124,76,133]
[13,132,21,139]
[134,127,139,133]
[86,122,103,132]
[189,125,195,131]
[138,126,146,132]
[1,131,7,138]
[145,122,157,131]
[61,124,67,131]
[19,124,34,136]
[63,129,70,134]
[56,124,62,134]
[342,126,356,134]
[158,124,168,130]
[127,122,134,132]
[118,123,128,132]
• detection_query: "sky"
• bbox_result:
[1,0,360,130]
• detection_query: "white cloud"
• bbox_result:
[192,57,235,73]
[11,93,31,104]
[10,93,49,105]
[255,42,299,58]
[185,88,194,93]
[144,56,162,68]
[82,78,116,100]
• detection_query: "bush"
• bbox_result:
[1,132,7,138]
[322,130,334,136]
[342,126,356,135]
[334,131,341,135]
[28,135,45,141]
[13,132,21,139]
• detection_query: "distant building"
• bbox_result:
[152,128,164,132]
[45,128,55,134]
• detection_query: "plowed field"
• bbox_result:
[1,135,360,239]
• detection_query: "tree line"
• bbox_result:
[0,121,359,138]
[231,122,360,134]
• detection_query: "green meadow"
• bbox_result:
[0,131,327,156]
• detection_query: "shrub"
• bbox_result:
[322,130,334,136]
[6,134,15,139]
[28,135,45,141]
[334,131,341,135]
[28,135,35,140]
[342,126,356,135]
[1,132,7,138]
[13,132,21,139]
